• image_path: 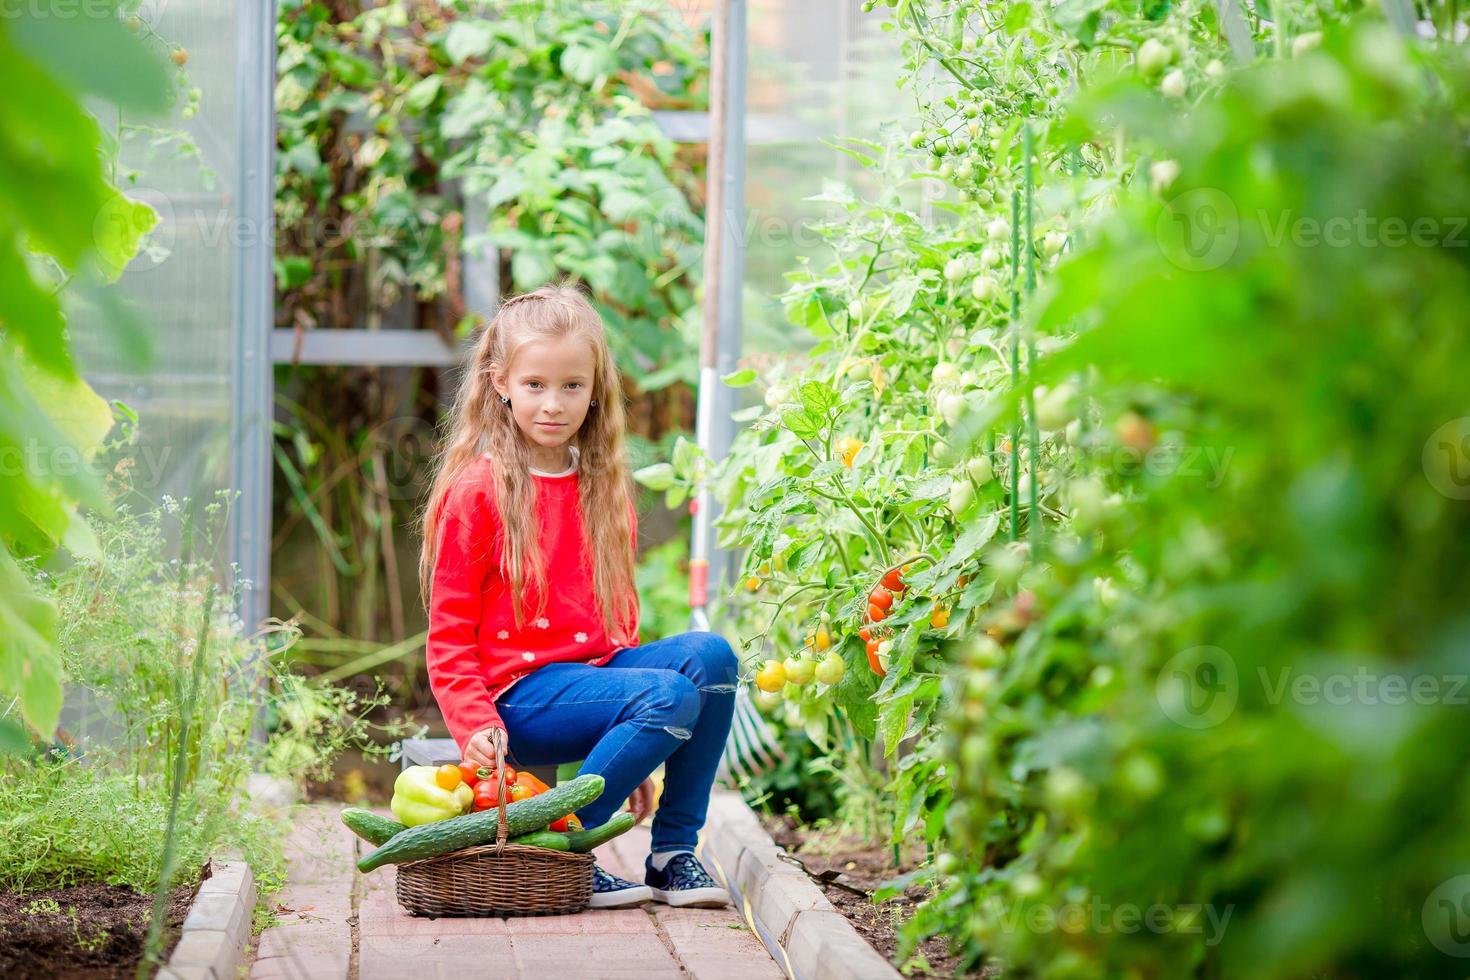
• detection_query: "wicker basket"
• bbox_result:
[394,739,594,917]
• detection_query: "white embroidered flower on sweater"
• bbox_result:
[535,617,550,629]
[574,632,588,643]
[497,630,509,640]
[522,652,535,662]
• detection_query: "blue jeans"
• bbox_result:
[495,631,738,851]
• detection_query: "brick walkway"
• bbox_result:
[248,805,784,980]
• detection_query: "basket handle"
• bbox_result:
[491,730,509,852]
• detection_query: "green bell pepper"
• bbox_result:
[390,766,468,827]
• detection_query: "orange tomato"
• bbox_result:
[516,770,551,795]
[867,647,887,677]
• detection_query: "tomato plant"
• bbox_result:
[630,1,1470,976]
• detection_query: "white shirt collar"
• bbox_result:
[527,445,580,477]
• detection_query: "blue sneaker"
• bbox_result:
[589,865,653,909]
[645,851,731,908]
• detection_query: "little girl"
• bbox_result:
[419,283,736,909]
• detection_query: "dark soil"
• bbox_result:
[762,813,978,978]
[0,876,198,980]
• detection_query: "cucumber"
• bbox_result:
[341,807,407,846]
[357,773,604,872]
[564,812,636,853]
[508,830,571,851]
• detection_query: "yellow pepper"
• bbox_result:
[390,766,470,827]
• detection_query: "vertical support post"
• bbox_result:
[462,191,501,324]
[230,0,277,636]
[691,0,747,624]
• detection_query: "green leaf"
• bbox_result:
[1004,2,1034,31]
[722,368,758,387]
[445,21,496,64]
[799,380,839,419]
[561,40,613,84]
[0,238,67,376]
[633,462,676,491]
[15,353,115,461]
[1049,0,1110,45]
[781,409,822,439]
[0,548,62,736]
[92,192,158,283]
[405,75,444,111]
[275,255,313,290]
[0,717,32,756]
[13,2,171,114]
[878,682,919,754]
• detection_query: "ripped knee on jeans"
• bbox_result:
[699,682,738,695]
[662,725,694,740]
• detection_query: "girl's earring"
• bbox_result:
[499,395,510,406]
[590,399,599,408]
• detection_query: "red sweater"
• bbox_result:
[426,452,640,753]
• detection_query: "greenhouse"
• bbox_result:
[3,0,1469,977]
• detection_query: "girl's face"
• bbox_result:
[493,334,598,461]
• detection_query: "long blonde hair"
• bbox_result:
[419,282,637,635]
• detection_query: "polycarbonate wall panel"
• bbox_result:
[72,0,240,509]
[742,0,913,353]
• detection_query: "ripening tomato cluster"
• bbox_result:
[442,761,583,832]
[861,565,909,677]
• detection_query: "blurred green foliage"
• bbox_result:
[0,0,171,741]
[692,0,1470,975]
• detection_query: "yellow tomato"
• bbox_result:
[814,627,832,651]
[434,764,462,791]
[931,606,951,630]
[835,436,864,468]
[755,659,788,693]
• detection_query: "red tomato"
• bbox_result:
[867,603,887,623]
[473,788,497,812]
[881,568,906,593]
[549,813,584,833]
[869,586,894,611]
[858,626,872,642]
[867,648,887,677]
[457,761,480,786]
[865,638,880,655]
[509,783,535,803]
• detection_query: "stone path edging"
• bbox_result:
[699,791,902,980]
[157,860,257,980]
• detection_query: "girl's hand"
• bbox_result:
[463,726,508,768]
[628,777,656,825]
